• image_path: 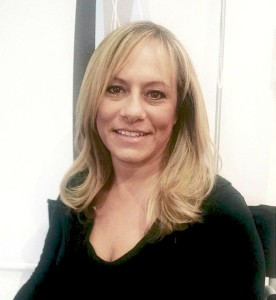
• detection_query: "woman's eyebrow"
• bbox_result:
[144,81,171,89]
[112,76,171,89]
[111,77,127,84]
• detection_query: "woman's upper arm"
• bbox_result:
[13,198,66,300]
[206,181,266,299]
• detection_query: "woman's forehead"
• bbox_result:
[111,39,177,84]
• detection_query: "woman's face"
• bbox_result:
[96,40,177,168]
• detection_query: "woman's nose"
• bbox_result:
[119,92,146,122]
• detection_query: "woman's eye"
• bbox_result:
[148,90,166,100]
[107,85,124,94]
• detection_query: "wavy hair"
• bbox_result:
[60,21,217,237]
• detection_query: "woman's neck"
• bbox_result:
[113,159,160,185]
[104,159,160,208]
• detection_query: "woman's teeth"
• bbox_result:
[116,130,146,137]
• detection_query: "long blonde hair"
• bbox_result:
[60,21,216,237]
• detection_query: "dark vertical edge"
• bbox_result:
[73,0,96,159]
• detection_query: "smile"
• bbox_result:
[115,130,147,137]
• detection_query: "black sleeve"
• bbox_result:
[13,199,67,300]
[202,176,266,299]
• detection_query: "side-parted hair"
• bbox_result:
[60,21,216,238]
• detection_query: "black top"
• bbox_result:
[13,175,265,299]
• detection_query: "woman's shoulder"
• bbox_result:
[201,175,252,223]
[197,175,262,258]
[47,197,78,227]
[208,174,242,201]
[48,197,71,213]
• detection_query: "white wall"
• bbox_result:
[0,1,76,299]
[1,0,275,299]
[219,0,276,205]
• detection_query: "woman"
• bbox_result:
[14,21,265,299]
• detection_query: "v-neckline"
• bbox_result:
[85,220,158,265]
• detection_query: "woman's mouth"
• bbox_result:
[115,130,148,137]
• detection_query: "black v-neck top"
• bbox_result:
[13,175,265,299]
